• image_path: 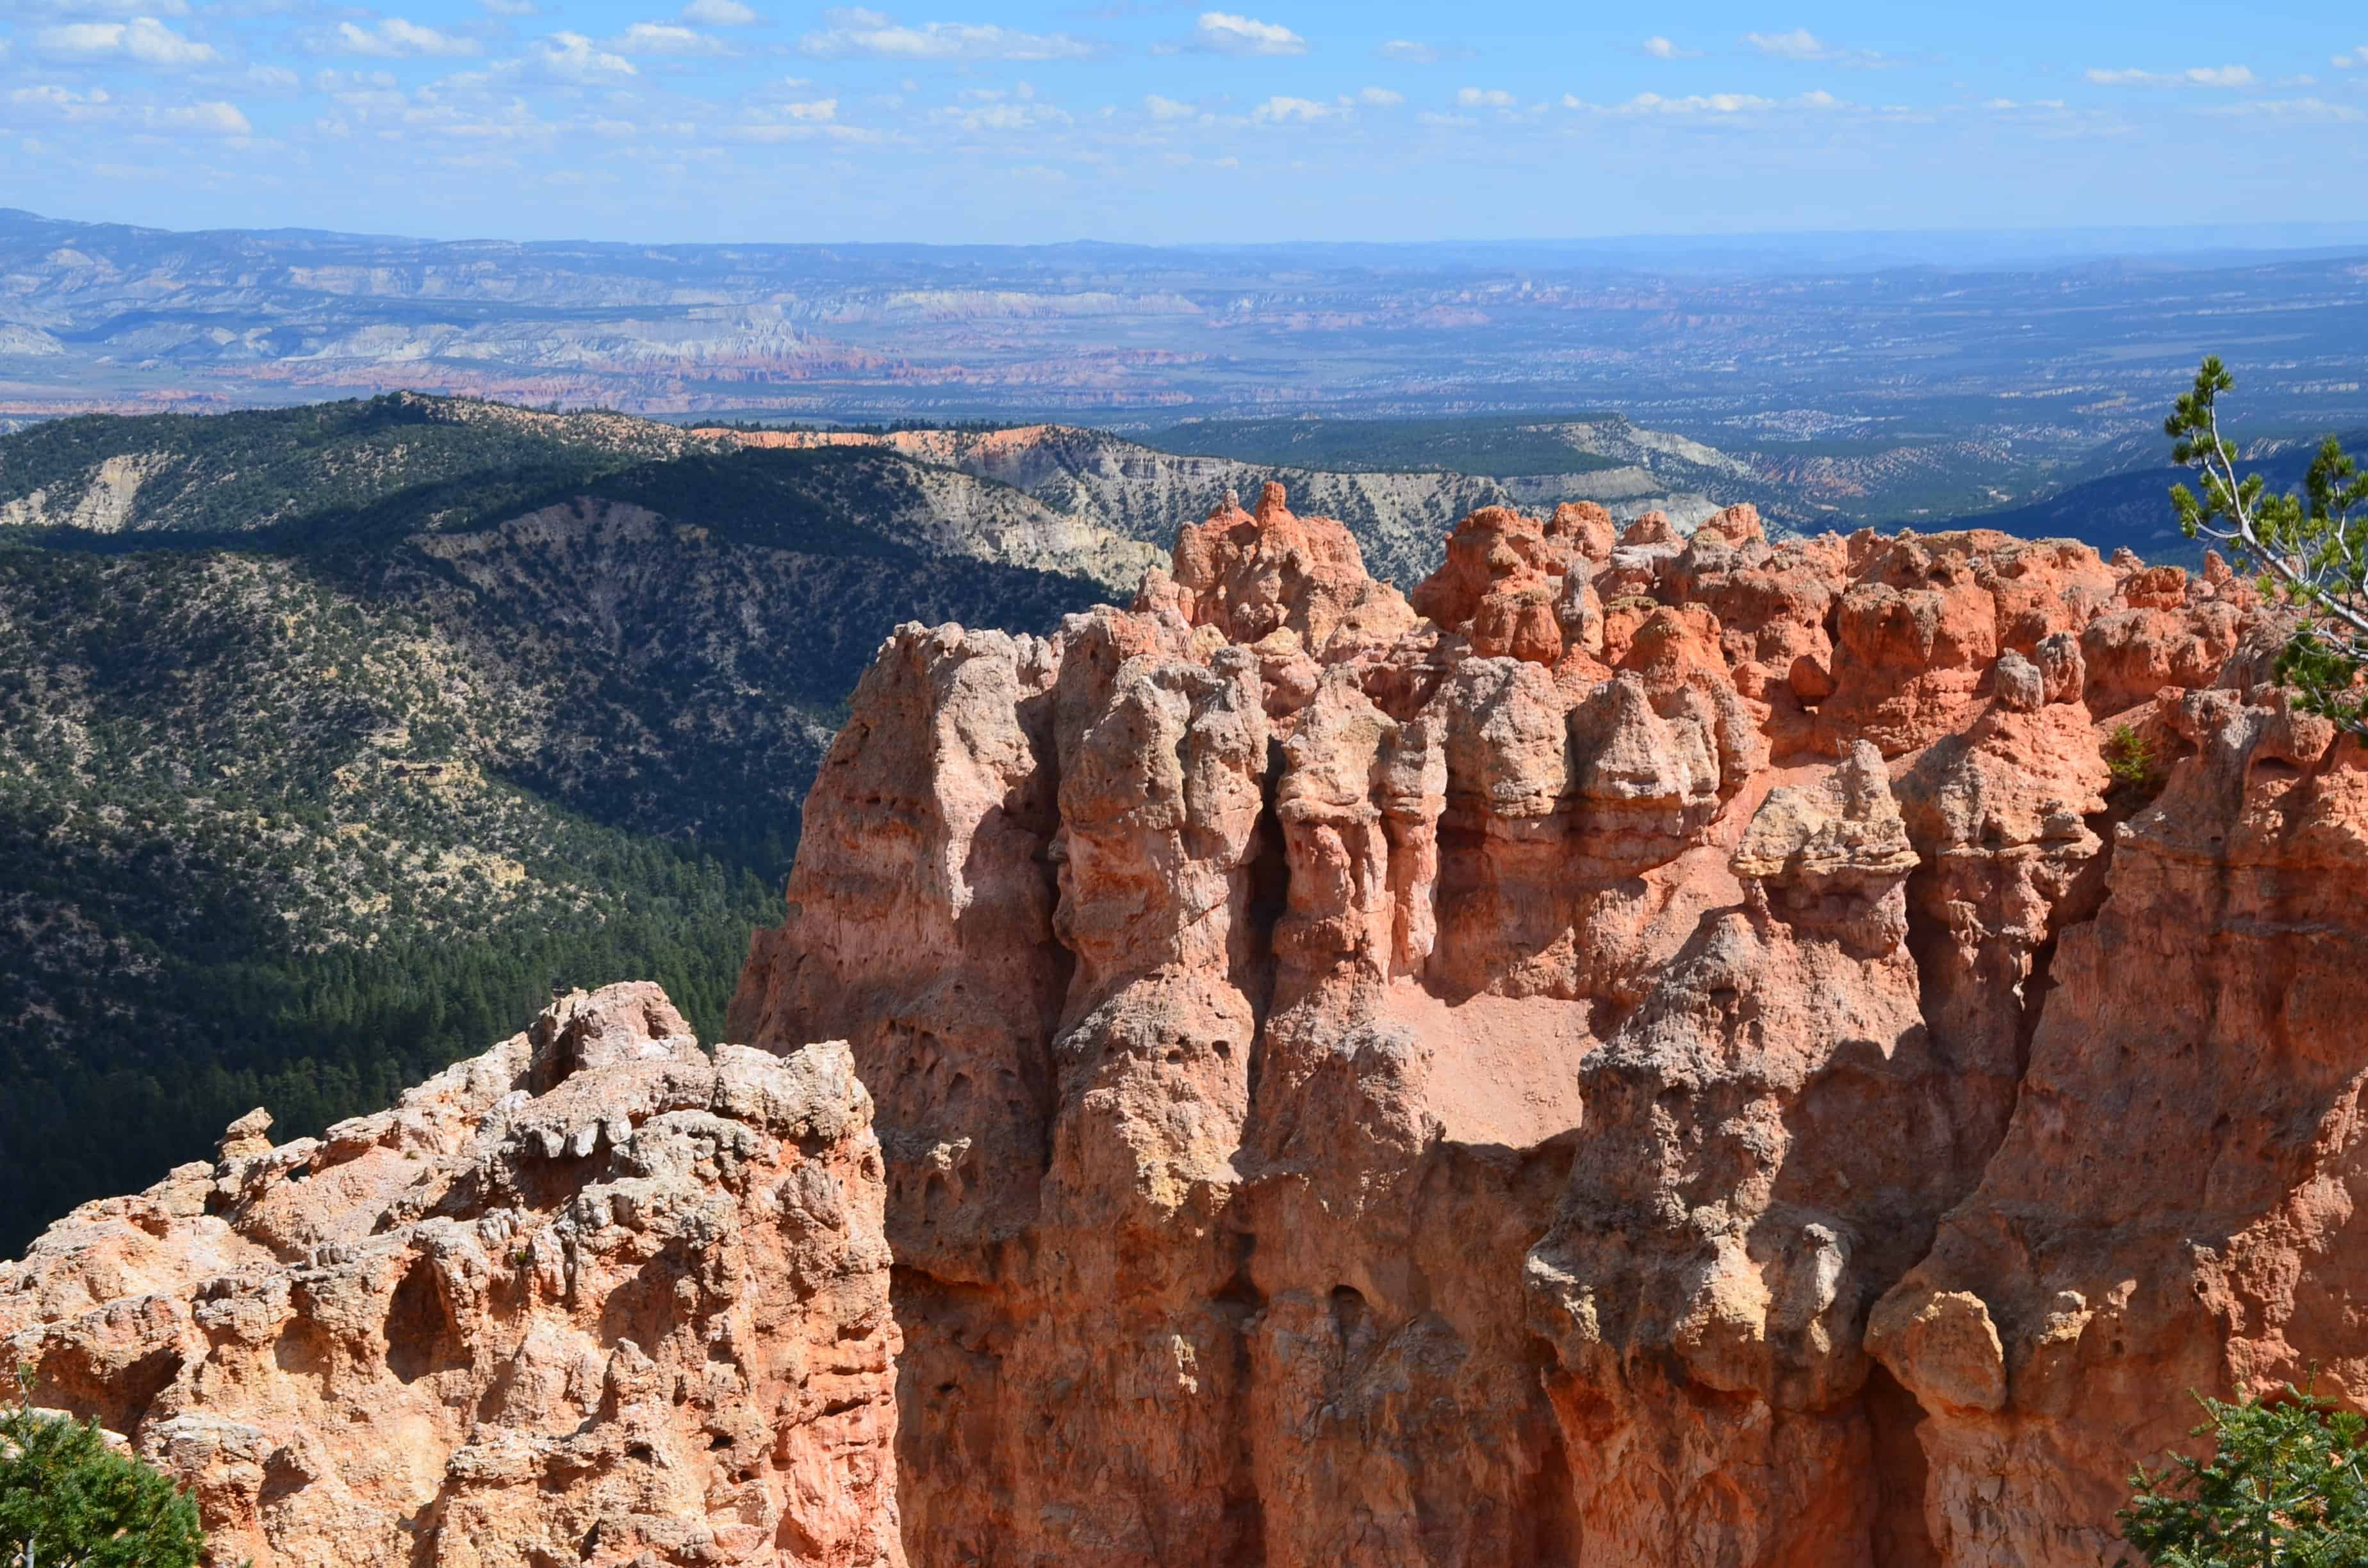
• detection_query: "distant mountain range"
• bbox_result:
[9,206,2368,530]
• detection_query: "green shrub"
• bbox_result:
[2168,359,2368,737]
[0,1370,204,1568]
[2118,1384,2368,1566]
[2104,724,2162,794]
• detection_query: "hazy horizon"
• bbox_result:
[17,202,2368,276]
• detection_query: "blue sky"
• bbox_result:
[1,0,2364,244]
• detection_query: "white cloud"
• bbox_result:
[682,0,759,22]
[610,22,723,54]
[1253,94,1338,122]
[17,0,188,14]
[533,30,637,78]
[932,98,1071,131]
[798,10,1095,61]
[2334,47,2368,70]
[9,83,113,119]
[1636,90,1775,113]
[1456,86,1515,108]
[2203,95,2363,121]
[1417,109,1473,126]
[35,17,217,66]
[1564,88,1850,117]
[336,19,479,58]
[1374,38,1443,63]
[481,0,536,13]
[1144,92,1196,119]
[2085,65,2256,87]
[141,99,251,135]
[1745,28,1825,60]
[1744,28,1884,67]
[1641,36,1697,60]
[727,101,874,141]
[1192,12,1303,57]
[1357,85,1401,106]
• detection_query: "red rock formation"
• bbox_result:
[13,484,2361,1568]
[2,985,903,1568]
[721,487,2350,1568]
[1870,683,2368,1565]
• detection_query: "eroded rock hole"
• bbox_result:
[385,1258,470,1384]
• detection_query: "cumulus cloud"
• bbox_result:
[144,97,250,135]
[610,22,725,54]
[1357,85,1402,106]
[798,9,1096,61]
[1744,28,1884,66]
[1252,94,1338,122]
[336,19,479,58]
[681,0,759,22]
[932,97,1071,130]
[1190,12,1304,56]
[1456,86,1515,108]
[727,97,877,141]
[2084,64,2255,87]
[1565,88,1846,116]
[1745,28,1824,60]
[1374,38,1458,63]
[532,30,636,78]
[1641,36,1697,60]
[480,0,537,13]
[35,17,217,66]
[2335,47,2368,69]
[1143,92,1196,118]
[9,83,113,118]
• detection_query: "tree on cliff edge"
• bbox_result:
[2118,1384,2368,1566]
[0,1369,203,1568]
[2167,358,2368,735]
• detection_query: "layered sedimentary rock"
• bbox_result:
[734,487,2366,1568]
[1,984,903,1568]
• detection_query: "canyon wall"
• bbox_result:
[730,486,2368,1566]
[9,484,2367,1567]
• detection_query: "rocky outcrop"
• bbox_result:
[12,484,2362,1568]
[1868,682,2368,1565]
[2,984,903,1568]
[719,489,2358,1568]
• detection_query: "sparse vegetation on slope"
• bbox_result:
[0,399,1108,1255]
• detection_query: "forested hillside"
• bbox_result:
[0,399,1107,1252]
